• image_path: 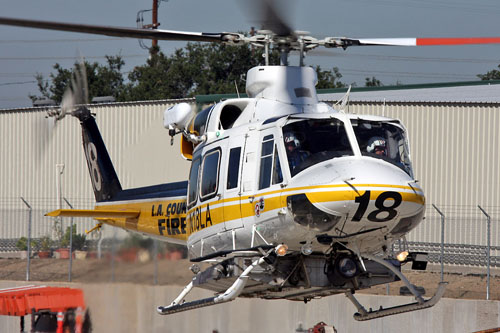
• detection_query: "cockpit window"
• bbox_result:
[282,118,353,177]
[188,157,201,206]
[351,119,413,177]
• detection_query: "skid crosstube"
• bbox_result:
[157,251,271,315]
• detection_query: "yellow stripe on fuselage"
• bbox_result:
[90,184,424,242]
[96,198,188,242]
[185,184,424,233]
[305,189,425,205]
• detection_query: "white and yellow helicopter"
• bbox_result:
[2,1,500,321]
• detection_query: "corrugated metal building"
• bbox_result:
[318,81,500,247]
[1,81,499,247]
[0,99,192,239]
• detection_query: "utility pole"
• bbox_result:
[151,0,159,49]
[136,0,161,53]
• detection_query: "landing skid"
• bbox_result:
[346,253,448,321]
[157,248,447,321]
[346,282,447,321]
[157,248,272,315]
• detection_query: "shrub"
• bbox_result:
[38,236,53,251]
[16,237,36,251]
[60,226,86,251]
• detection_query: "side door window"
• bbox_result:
[187,157,201,208]
[227,147,242,190]
[259,135,283,190]
[272,144,283,185]
[223,146,244,231]
[200,149,221,201]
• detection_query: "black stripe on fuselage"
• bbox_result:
[106,181,188,202]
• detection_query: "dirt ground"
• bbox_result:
[0,258,498,301]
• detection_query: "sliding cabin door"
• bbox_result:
[222,137,245,230]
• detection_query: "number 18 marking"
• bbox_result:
[352,190,402,222]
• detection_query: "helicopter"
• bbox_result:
[1,1,499,321]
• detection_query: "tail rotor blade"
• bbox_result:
[72,59,89,106]
[59,57,89,120]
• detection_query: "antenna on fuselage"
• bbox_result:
[234,80,240,98]
[334,85,352,113]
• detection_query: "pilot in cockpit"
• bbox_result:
[284,132,309,171]
[366,136,387,157]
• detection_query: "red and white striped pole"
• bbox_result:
[56,311,64,333]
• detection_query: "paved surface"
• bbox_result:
[0,280,498,333]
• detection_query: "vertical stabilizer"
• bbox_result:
[74,107,122,202]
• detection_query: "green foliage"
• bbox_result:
[31,43,349,101]
[123,42,278,100]
[120,233,187,257]
[30,56,126,103]
[121,233,154,250]
[38,236,53,251]
[16,237,36,251]
[365,76,382,87]
[60,226,86,251]
[315,66,345,89]
[477,65,500,80]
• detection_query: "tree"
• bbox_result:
[315,66,345,89]
[123,43,282,100]
[477,65,500,80]
[365,76,382,87]
[32,43,346,102]
[30,56,126,103]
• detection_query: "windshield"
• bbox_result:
[282,118,353,177]
[351,119,413,177]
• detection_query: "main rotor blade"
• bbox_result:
[258,0,294,36]
[344,37,500,47]
[0,17,230,43]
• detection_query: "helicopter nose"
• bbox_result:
[286,158,424,230]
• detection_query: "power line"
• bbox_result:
[0,80,37,87]
[0,70,134,85]
[0,73,46,78]
[310,51,500,64]
[0,38,123,44]
[340,68,476,80]
[343,53,500,64]
[349,0,500,15]
[0,55,147,61]
[0,96,32,102]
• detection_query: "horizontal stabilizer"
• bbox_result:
[45,209,140,219]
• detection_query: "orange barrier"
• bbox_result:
[0,285,86,333]
[0,285,85,316]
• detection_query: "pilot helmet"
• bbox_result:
[284,133,300,149]
[367,136,386,154]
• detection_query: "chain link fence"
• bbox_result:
[404,205,500,267]
[0,197,187,285]
[0,198,497,285]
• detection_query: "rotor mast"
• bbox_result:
[252,30,308,67]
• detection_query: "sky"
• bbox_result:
[0,0,500,109]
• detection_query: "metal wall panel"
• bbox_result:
[0,99,194,239]
[2,99,499,247]
[340,101,500,246]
